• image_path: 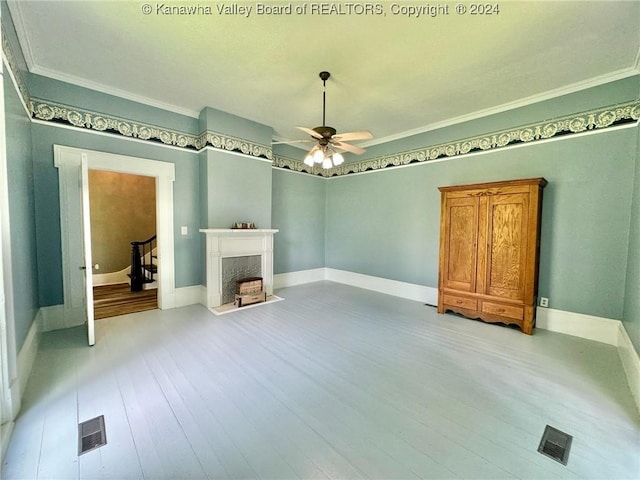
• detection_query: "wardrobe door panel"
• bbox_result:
[442,196,479,293]
[484,192,529,301]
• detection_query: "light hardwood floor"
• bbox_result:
[2,282,639,479]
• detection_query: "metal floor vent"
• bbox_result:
[538,425,572,465]
[78,415,107,455]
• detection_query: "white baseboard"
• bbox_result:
[274,268,326,288]
[1,421,14,466]
[39,304,76,332]
[36,269,640,416]
[274,268,438,305]
[535,307,621,346]
[276,268,640,414]
[617,322,640,414]
[535,307,640,413]
[92,268,130,286]
[17,313,41,396]
[174,285,206,308]
[326,268,439,305]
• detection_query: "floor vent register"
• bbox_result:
[538,424,572,465]
[78,415,107,455]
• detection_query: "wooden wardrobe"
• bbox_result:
[437,178,546,334]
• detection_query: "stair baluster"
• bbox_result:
[130,234,157,292]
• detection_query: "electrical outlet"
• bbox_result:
[540,297,549,308]
[181,226,188,235]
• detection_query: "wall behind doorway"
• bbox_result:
[88,170,156,274]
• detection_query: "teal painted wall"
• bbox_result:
[4,59,39,351]
[326,127,636,321]
[198,107,274,232]
[30,123,203,306]
[202,150,272,229]
[2,0,639,353]
[199,107,273,145]
[362,76,640,161]
[623,125,640,351]
[26,73,199,134]
[272,169,326,274]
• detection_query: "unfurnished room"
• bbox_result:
[0,1,639,479]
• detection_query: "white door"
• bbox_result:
[55,145,177,333]
[80,156,95,346]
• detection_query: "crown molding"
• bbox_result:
[5,1,35,71]
[3,15,637,176]
[5,0,200,119]
[363,68,640,148]
[29,64,201,119]
[332,100,640,176]
[4,21,271,160]
[273,100,640,178]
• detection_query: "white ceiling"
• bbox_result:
[7,1,640,149]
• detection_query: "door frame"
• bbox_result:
[54,146,176,339]
[0,49,17,461]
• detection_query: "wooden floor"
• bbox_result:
[3,282,639,479]
[93,283,157,319]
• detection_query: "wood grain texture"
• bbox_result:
[438,178,546,334]
[93,283,157,319]
[3,282,638,479]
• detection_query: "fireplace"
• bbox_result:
[199,229,279,314]
[221,255,262,304]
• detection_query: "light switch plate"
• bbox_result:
[181,226,188,235]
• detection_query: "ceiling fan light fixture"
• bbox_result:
[296,70,373,169]
[303,153,314,167]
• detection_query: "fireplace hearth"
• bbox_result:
[200,228,281,314]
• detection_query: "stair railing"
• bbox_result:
[130,234,157,292]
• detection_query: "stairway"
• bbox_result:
[129,234,157,292]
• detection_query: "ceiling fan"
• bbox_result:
[277,71,373,169]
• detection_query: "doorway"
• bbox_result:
[54,145,176,345]
[88,170,158,318]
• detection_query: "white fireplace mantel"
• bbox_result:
[200,229,278,311]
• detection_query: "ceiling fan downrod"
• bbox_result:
[313,71,337,143]
[319,71,330,127]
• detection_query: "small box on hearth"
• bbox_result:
[234,277,266,307]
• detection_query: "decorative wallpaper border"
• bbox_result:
[3,26,638,171]
[1,29,31,109]
[275,100,640,177]
[4,28,271,159]
[30,98,273,159]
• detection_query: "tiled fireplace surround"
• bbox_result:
[200,229,278,312]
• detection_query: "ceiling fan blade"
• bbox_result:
[333,141,366,155]
[332,130,373,142]
[296,126,323,139]
[272,139,315,145]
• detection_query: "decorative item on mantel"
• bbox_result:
[232,222,256,229]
